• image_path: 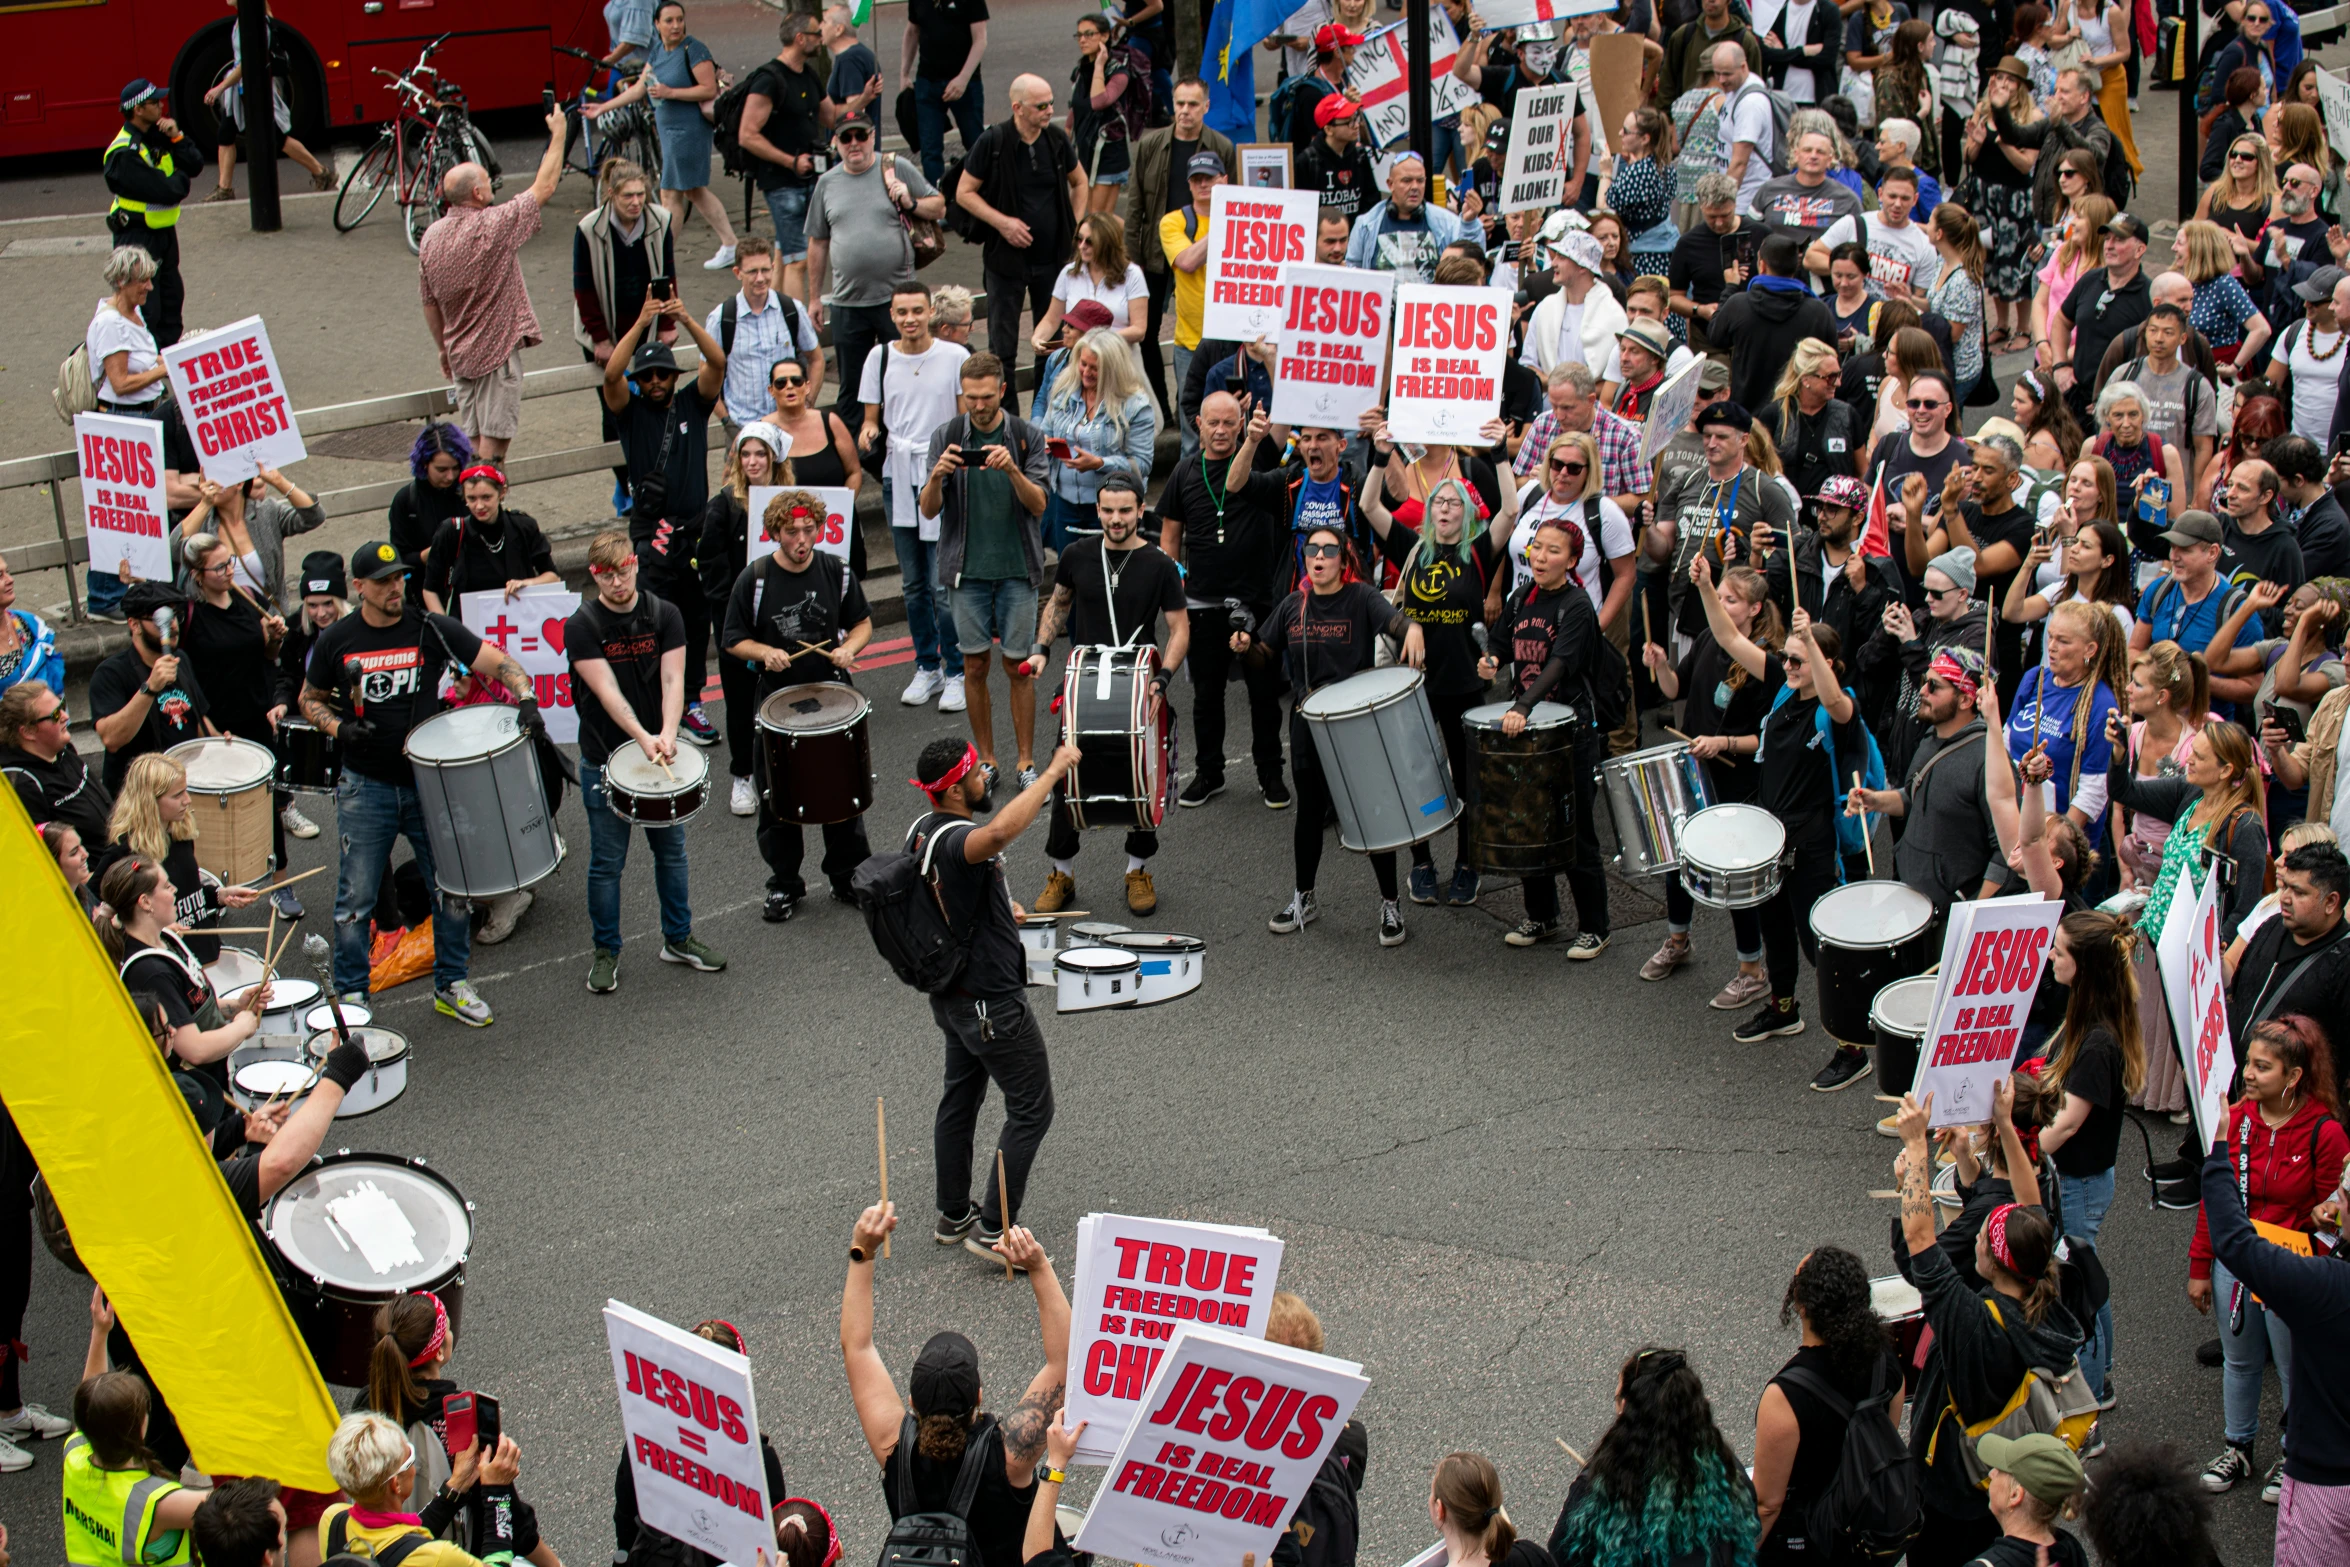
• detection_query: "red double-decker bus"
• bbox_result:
[0,0,607,160]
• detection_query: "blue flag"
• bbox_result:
[1204,0,1259,144]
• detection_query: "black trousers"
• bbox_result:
[1043,780,1159,862]
[0,1103,30,1410]
[1139,267,1175,416]
[640,552,709,698]
[1187,605,1286,785]
[931,990,1054,1227]
[983,267,1057,415]
[720,652,758,781]
[753,735,870,896]
[828,302,896,423]
[1410,687,1478,868]
[1289,709,1398,899]
[110,217,182,346]
[1519,729,1609,933]
[1762,815,1842,1007]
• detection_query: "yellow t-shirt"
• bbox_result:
[1160,206,1207,350]
[318,1503,495,1567]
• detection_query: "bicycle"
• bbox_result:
[555,43,661,190]
[332,34,502,253]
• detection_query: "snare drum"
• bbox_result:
[1461,702,1579,875]
[264,1152,470,1385]
[1870,1274,1927,1388]
[602,742,710,826]
[204,947,266,998]
[1811,881,1938,1044]
[278,719,338,792]
[1018,916,1060,987]
[757,682,874,824]
[405,706,560,899]
[1600,742,1713,878]
[256,977,324,1037]
[303,1001,373,1034]
[1055,947,1140,1012]
[227,1042,310,1111]
[1675,803,1786,909]
[1102,931,1204,1005]
[305,1027,411,1116]
[169,737,276,885]
[1870,974,1939,1097]
[1061,645,1173,830]
[1065,921,1131,948]
[1296,667,1461,853]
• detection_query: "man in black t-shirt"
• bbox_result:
[300,541,535,1026]
[737,13,838,304]
[89,581,212,795]
[2052,213,2152,423]
[605,294,729,745]
[1940,431,2039,708]
[910,731,1082,1248]
[1019,478,1190,915]
[956,76,1084,413]
[906,0,990,185]
[722,489,877,921]
[569,529,725,994]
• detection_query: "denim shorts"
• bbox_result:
[951,575,1038,658]
[765,182,812,263]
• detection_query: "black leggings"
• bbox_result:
[1411,687,1479,869]
[1289,709,1398,899]
[1762,815,1841,1007]
[1518,730,1610,933]
[1139,268,1174,417]
[721,651,758,781]
[0,1103,30,1410]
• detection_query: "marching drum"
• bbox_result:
[1870,1274,1928,1388]
[1461,702,1579,875]
[1055,947,1141,1012]
[255,977,324,1037]
[227,1041,309,1111]
[1601,742,1714,878]
[757,683,874,824]
[277,719,338,792]
[405,706,560,899]
[1870,974,1939,1097]
[603,742,710,826]
[1675,803,1786,909]
[1296,667,1461,853]
[169,737,276,885]
[306,1026,411,1116]
[1811,881,1939,1044]
[265,1151,470,1384]
[204,946,266,998]
[1065,921,1131,948]
[1018,916,1060,986]
[1061,646,1174,830]
[1103,931,1205,1005]
[304,1001,373,1034]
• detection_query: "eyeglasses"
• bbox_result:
[772,374,805,388]
[197,560,234,575]
[1549,459,1588,474]
[1301,542,1342,558]
[1905,398,1948,411]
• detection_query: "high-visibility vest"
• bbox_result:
[60,1434,191,1567]
[104,129,183,229]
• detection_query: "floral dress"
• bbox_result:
[1670,87,1724,209]
[1610,154,1676,274]
[1929,262,1987,385]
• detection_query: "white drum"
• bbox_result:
[1296,667,1462,853]
[226,1041,310,1111]
[1103,931,1204,1005]
[602,742,710,826]
[256,978,324,1037]
[205,947,266,997]
[1676,803,1787,909]
[303,1001,373,1034]
[305,1026,411,1117]
[1055,947,1140,1012]
[1018,916,1059,987]
[1065,921,1131,948]
[170,736,276,885]
[264,1153,471,1384]
[405,705,560,899]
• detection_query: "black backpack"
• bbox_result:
[711,64,775,181]
[1775,1360,1922,1566]
[321,1513,432,1567]
[851,813,978,994]
[877,1414,993,1567]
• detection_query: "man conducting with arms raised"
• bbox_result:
[569,528,728,995]
[1021,475,1190,917]
[1845,646,2010,911]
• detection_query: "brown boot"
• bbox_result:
[1125,868,1157,915]
[1034,869,1074,912]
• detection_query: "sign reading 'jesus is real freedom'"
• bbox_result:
[1913,895,2062,1127]
[1202,185,1320,342]
[1271,265,1394,428]
[1384,285,1513,445]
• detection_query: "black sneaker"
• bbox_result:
[2196,1336,2224,1367]
[1810,1046,1871,1092]
[1261,773,1293,809]
[2155,1177,2201,1210]
[1179,774,1226,807]
[830,882,859,907]
[933,1206,980,1244]
[2149,1157,2196,1182]
[964,1223,1031,1271]
[2200,1444,2253,1493]
[1378,900,1406,946]
[1446,865,1480,905]
[763,890,797,923]
[1504,917,1564,946]
[1734,1000,1805,1041]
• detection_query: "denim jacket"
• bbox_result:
[1037,386,1157,505]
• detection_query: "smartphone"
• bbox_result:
[543,84,558,116]
[2266,702,2308,744]
[1733,229,1764,276]
[650,275,675,302]
[2136,475,2170,523]
[1224,373,1248,396]
[442,1392,478,1457]
[1045,437,1073,459]
[474,1392,502,1454]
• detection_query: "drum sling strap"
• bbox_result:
[323,1511,432,1567]
[750,551,854,644]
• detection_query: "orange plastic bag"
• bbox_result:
[369,923,433,992]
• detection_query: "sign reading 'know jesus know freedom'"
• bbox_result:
[1271,265,1394,428]
[1384,285,1512,445]
[1202,185,1320,343]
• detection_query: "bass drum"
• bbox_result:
[1871,974,1940,1098]
[757,682,874,824]
[1461,701,1579,875]
[405,706,559,899]
[264,1152,472,1385]
[1061,645,1173,830]
[1296,667,1461,853]
[1810,880,1939,1045]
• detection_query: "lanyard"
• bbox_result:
[2229,1126,2251,1332]
[1198,450,1229,547]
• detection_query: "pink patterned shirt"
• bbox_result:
[418,190,544,379]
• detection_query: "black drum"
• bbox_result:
[263,1152,471,1385]
[1871,974,1939,1097]
[1062,645,1173,830]
[278,719,338,791]
[1461,700,1578,874]
[1809,881,1939,1044]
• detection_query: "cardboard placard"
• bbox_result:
[73,412,173,583]
[1072,1324,1367,1567]
[161,315,306,484]
[1344,13,1482,150]
[1239,144,1293,188]
[1385,285,1512,445]
[744,484,860,568]
[2318,69,2350,170]
[1913,895,2062,1128]
[606,1301,774,1567]
[1472,0,1614,28]
[1499,85,1573,213]
[1203,185,1322,343]
[1587,32,1648,167]
[461,584,584,743]
[1066,1215,1286,1465]
[1639,358,1704,460]
[1272,264,1395,429]
[2156,869,2235,1153]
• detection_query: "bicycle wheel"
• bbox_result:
[458,120,503,191]
[333,131,398,232]
[405,143,454,255]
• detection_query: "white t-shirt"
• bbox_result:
[1780,0,1821,100]
[1724,83,1776,213]
[1051,262,1149,329]
[858,338,971,536]
[1278,0,1332,80]
[2285,319,2350,446]
[1509,488,1635,610]
[1816,212,1939,296]
[86,299,162,405]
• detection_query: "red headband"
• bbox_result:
[913,744,978,797]
[1983,1203,2019,1274]
[460,464,507,489]
[410,1291,450,1366]
[695,1318,746,1353]
[777,1497,842,1567]
[1927,650,1980,704]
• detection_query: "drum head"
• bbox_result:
[233,1058,314,1098]
[1604,740,1696,773]
[606,744,709,791]
[759,683,871,733]
[406,705,522,764]
[1869,1275,1922,1320]
[1104,932,1206,954]
[1870,975,1941,1039]
[171,737,274,791]
[1811,880,1935,945]
[305,1026,411,1066]
[205,948,265,992]
[304,1003,373,1033]
[1068,921,1130,940]
[1676,804,1785,870]
[265,1156,467,1290]
[261,978,323,1014]
[1463,701,1576,732]
[1297,666,1421,719]
[1056,948,1139,975]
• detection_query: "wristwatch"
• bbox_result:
[849,1244,870,1263]
[1041,1468,1068,1486]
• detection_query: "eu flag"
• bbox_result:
[1203,0,1259,144]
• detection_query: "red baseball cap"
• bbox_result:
[1314,22,1365,49]
[1314,91,1361,128]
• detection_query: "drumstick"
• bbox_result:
[996,1149,1014,1279]
[1555,1437,1587,1468]
[1853,771,1876,878]
[877,1097,892,1260]
[1662,725,1694,745]
[262,904,279,981]
[268,864,330,891]
[201,926,282,935]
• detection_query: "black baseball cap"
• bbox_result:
[350,541,410,582]
[122,581,183,623]
[2159,509,2222,547]
[1695,399,1753,433]
[910,1331,981,1417]
[299,549,348,599]
[2103,212,2151,244]
[632,340,682,375]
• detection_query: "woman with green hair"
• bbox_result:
[1548,1346,1761,1567]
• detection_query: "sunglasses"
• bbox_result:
[1905,398,1947,411]
[1301,542,1342,558]
[1549,458,1588,474]
[34,705,67,725]
[2229,149,2260,162]
[836,125,872,141]
[772,374,805,388]
[1925,583,1967,600]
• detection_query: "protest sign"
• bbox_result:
[1499,86,1571,213]
[744,485,860,567]
[2318,69,2350,167]
[2156,869,2234,1151]
[73,412,172,583]
[1588,33,1646,162]
[1203,185,1320,342]
[1066,1215,1285,1465]
[1345,14,1481,150]
[606,1301,773,1567]
[1639,359,1704,460]
[1470,0,1613,27]
[462,584,584,743]
[1272,265,1394,428]
[1239,144,1292,188]
[161,316,305,484]
[1073,1323,1367,1567]
[1914,894,2062,1128]
[1385,285,1511,445]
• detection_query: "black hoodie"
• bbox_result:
[1707,278,1839,413]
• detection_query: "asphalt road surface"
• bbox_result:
[0,676,2287,1565]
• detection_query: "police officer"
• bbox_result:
[103,80,202,349]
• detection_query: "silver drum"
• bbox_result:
[1296,667,1461,853]
[405,705,560,899]
[1600,742,1713,878]
[1675,802,1786,909]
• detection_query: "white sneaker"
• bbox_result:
[0,1432,28,1473]
[703,243,738,270]
[939,674,968,712]
[730,775,757,816]
[476,888,532,945]
[280,804,320,839]
[901,667,944,705]
[434,980,494,1028]
[0,1403,71,1441]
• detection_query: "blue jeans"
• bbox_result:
[764,182,812,263]
[331,770,470,995]
[891,511,954,672]
[87,569,126,617]
[582,763,691,954]
[2058,1166,2117,1399]
[2214,1257,2293,1447]
[1042,491,1097,552]
[913,73,986,186]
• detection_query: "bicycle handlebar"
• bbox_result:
[555,44,605,63]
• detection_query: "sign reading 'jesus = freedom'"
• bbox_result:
[1202,186,1320,342]
[1384,285,1513,445]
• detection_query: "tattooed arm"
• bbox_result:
[995,1225,1069,1487]
[1898,1091,1938,1258]
[299,682,341,736]
[467,641,533,703]
[1022,584,1077,677]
